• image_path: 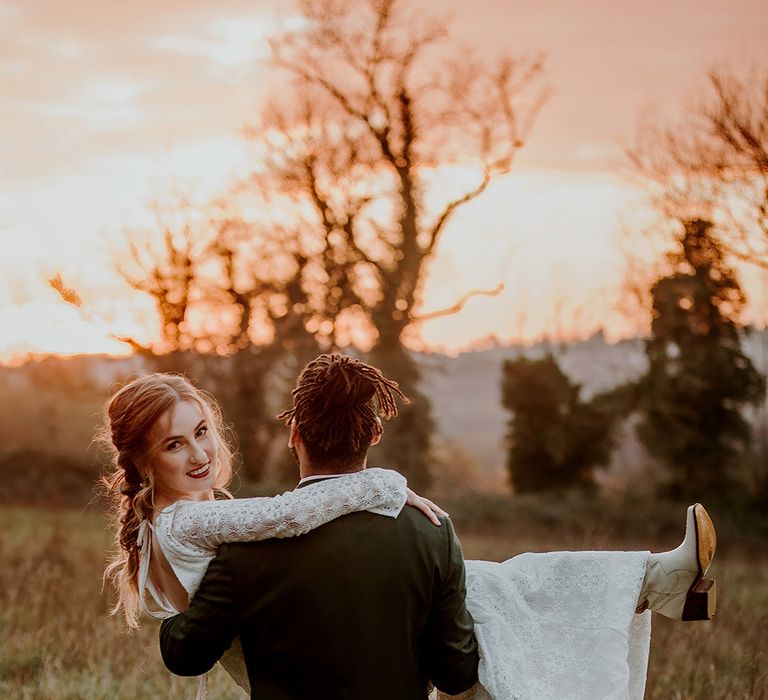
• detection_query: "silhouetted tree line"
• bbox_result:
[117,0,546,488]
[502,218,765,502]
[38,16,763,502]
[502,58,768,505]
[633,64,768,503]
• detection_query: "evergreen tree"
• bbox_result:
[501,355,615,493]
[638,219,766,499]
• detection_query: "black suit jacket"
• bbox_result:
[159,479,479,699]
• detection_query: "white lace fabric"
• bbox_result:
[462,552,652,700]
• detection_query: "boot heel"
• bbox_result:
[681,578,716,621]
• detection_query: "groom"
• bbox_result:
[159,353,480,699]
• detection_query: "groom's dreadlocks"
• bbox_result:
[277,353,408,465]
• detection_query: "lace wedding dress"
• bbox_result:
[140,469,652,700]
[459,554,651,700]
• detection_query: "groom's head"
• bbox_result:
[278,353,408,474]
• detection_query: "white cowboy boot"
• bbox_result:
[637,503,717,620]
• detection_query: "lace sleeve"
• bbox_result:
[167,467,407,552]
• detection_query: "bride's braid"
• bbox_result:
[97,373,234,628]
[277,354,408,462]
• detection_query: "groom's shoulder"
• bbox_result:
[398,507,453,531]
[395,508,463,552]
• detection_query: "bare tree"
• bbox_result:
[260,0,545,345]
[629,65,768,268]
[117,199,211,355]
[244,0,546,486]
[114,0,545,487]
[116,202,323,481]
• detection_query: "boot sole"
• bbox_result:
[682,504,717,621]
[694,503,717,574]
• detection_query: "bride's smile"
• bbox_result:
[186,461,211,479]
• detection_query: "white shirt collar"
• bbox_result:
[298,472,358,486]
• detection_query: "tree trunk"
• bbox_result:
[367,335,434,490]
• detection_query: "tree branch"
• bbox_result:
[424,170,492,256]
[48,273,82,308]
[411,282,504,322]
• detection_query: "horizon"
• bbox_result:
[4,324,768,369]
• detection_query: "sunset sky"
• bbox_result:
[2,0,767,360]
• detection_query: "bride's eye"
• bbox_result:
[196,425,208,439]
[166,440,181,451]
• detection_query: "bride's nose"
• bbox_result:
[188,442,208,465]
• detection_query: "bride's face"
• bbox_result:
[147,399,217,504]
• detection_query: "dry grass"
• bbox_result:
[0,508,241,700]
[1,506,766,699]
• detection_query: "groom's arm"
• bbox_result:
[159,544,240,676]
[424,517,480,695]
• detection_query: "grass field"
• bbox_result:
[1,505,766,699]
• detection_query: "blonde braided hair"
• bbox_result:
[97,373,234,628]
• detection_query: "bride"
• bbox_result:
[100,356,716,700]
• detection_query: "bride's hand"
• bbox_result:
[406,488,448,526]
